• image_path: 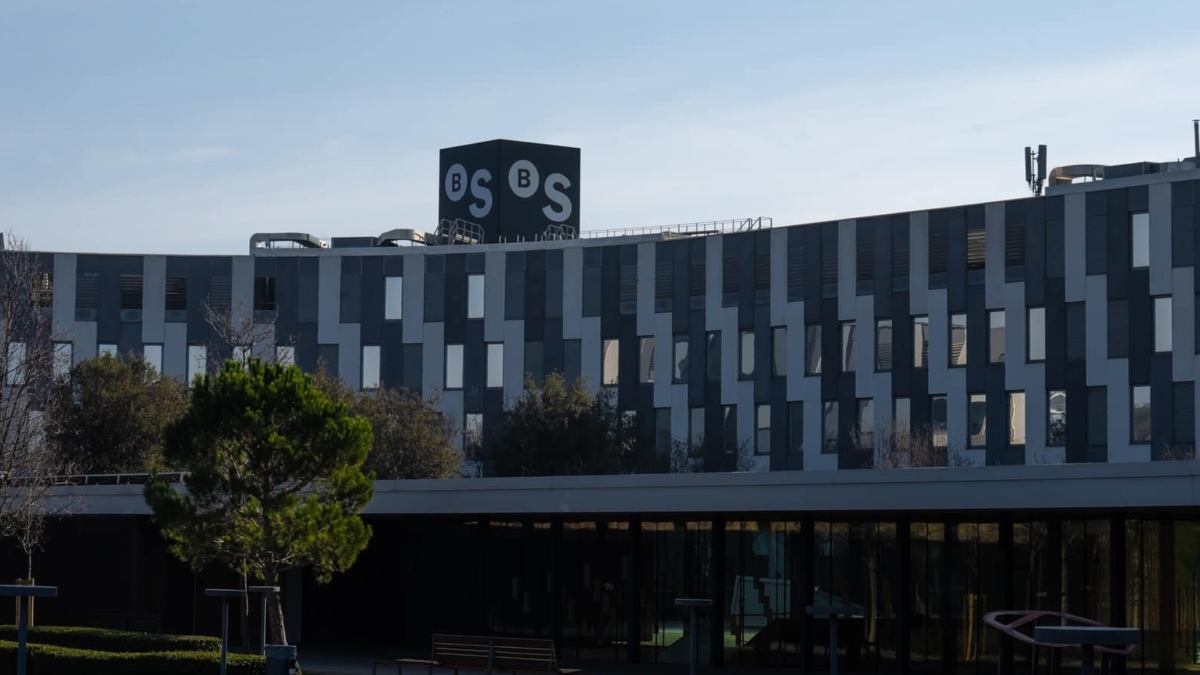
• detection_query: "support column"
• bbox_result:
[551,522,563,650]
[1159,521,1175,675]
[283,568,302,644]
[999,519,1015,675]
[801,516,816,674]
[897,516,911,675]
[628,517,643,665]
[1110,516,1127,675]
[711,516,726,669]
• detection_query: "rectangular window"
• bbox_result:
[465,413,483,453]
[968,393,987,448]
[1028,307,1046,362]
[362,346,381,390]
[932,395,948,449]
[756,404,771,455]
[467,274,485,319]
[53,342,73,378]
[929,220,948,275]
[1005,220,1026,269]
[602,339,619,386]
[187,345,206,384]
[487,343,504,388]
[788,402,803,454]
[276,345,295,365]
[1131,212,1150,269]
[76,272,99,310]
[1008,391,1026,446]
[771,327,786,378]
[841,322,856,372]
[231,345,249,364]
[806,325,822,375]
[876,319,893,371]
[739,330,754,379]
[639,337,655,384]
[673,336,689,383]
[706,332,720,383]
[120,275,143,310]
[988,310,1006,363]
[822,401,838,454]
[446,344,464,390]
[384,277,403,320]
[165,276,188,311]
[1154,297,1172,352]
[1131,385,1151,443]
[141,344,161,374]
[33,272,52,308]
[655,409,672,456]
[5,342,24,386]
[253,276,277,311]
[857,398,874,450]
[98,343,118,357]
[690,407,705,453]
[913,316,930,368]
[1048,390,1067,446]
[950,313,967,367]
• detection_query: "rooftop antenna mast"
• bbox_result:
[1192,119,1199,161]
[1024,145,1047,196]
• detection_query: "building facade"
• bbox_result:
[20,160,1200,473]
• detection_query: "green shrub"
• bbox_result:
[0,626,220,653]
[0,640,265,675]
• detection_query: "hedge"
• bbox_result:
[0,626,220,654]
[0,640,265,675]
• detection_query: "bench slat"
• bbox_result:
[422,634,578,675]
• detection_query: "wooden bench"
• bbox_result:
[373,634,581,675]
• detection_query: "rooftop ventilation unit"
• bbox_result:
[248,232,329,253]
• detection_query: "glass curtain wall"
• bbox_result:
[560,521,632,661]
[641,520,714,665]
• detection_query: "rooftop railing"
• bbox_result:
[580,217,773,240]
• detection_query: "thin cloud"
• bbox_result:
[170,146,238,163]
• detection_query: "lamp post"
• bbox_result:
[0,584,58,675]
[206,588,247,675]
[248,585,280,655]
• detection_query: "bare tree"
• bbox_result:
[204,300,295,368]
[867,422,972,469]
[0,233,76,583]
[668,436,756,473]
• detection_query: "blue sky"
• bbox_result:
[2,1,1198,254]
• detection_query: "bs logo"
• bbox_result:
[444,159,573,223]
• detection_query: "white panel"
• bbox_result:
[580,317,601,395]
[562,248,583,339]
[637,242,655,336]
[51,254,76,338]
[1064,193,1086,302]
[317,256,341,344]
[770,227,788,326]
[441,390,465,448]
[720,307,737,405]
[1149,182,1173,296]
[250,324,275,361]
[503,319,525,400]
[705,235,722,331]
[484,251,506,343]
[653,313,673,408]
[1004,283,1027,392]
[1174,268,1195,382]
[162,322,187,378]
[73,321,97,365]
[141,255,166,344]
[855,295,874,397]
[984,203,1005,309]
[927,290,949,395]
[1085,275,1108,386]
[338,323,361,390]
[231,257,254,330]
[1023,365,1047,465]
[909,212,929,315]
[402,255,425,344]
[422,322,444,396]
[837,219,855,320]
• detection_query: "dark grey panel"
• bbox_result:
[945,207,967,312]
[1127,271,1151,384]
[424,254,445,323]
[340,256,362,324]
[1024,197,1045,307]
[318,344,339,376]
[380,323,403,389]
[1085,191,1107,276]
[359,257,384,345]
[296,257,319,324]
[402,343,423,394]
[1105,188,1130,300]
[443,253,466,344]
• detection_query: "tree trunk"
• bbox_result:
[239,572,252,652]
[265,566,288,645]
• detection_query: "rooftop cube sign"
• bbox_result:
[438,139,580,243]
